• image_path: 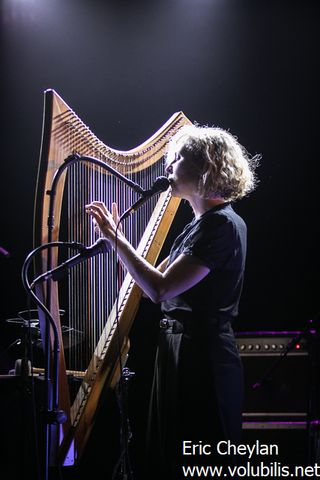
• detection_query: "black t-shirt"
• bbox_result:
[161,202,247,327]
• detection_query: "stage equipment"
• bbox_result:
[236,329,320,464]
[32,89,191,467]
[236,331,309,417]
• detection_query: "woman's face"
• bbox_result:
[165,142,199,199]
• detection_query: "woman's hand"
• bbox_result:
[111,202,123,233]
[85,201,121,246]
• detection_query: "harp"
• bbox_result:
[32,89,191,465]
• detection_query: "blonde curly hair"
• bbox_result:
[166,124,259,201]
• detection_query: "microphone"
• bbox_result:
[32,238,110,285]
[120,176,170,221]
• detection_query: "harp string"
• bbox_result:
[64,147,164,381]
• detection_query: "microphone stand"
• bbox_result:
[34,153,148,478]
[21,241,83,480]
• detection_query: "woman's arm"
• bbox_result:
[86,201,210,303]
[140,256,169,298]
[156,256,169,273]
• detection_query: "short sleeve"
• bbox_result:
[182,217,236,271]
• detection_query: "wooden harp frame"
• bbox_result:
[32,89,191,465]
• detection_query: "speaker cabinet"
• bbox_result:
[235,331,317,466]
[236,331,310,417]
[241,422,309,466]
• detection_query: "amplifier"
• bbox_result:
[241,423,309,465]
[235,331,310,418]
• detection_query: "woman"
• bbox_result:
[86,124,259,478]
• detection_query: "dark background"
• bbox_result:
[1,0,319,477]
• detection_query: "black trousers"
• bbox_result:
[145,319,244,479]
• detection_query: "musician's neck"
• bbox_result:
[188,196,227,218]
